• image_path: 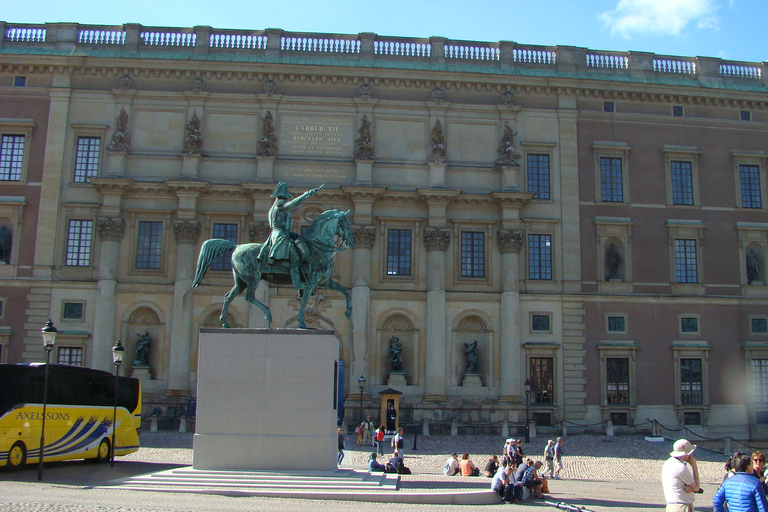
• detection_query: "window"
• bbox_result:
[136,221,163,270]
[529,357,554,404]
[386,229,411,276]
[600,157,623,202]
[603,101,615,113]
[680,316,699,334]
[752,359,768,403]
[63,302,84,320]
[211,223,237,271]
[680,358,703,404]
[57,347,83,366]
[752,318,768,334]
[14,77,26,87]
[527,154,550,200]
[460,231,484,278]
[0,135,25,181]
[65,220,93,267]
[674,239,698,283]
[740,164,762,208]
[607,315,626,333]
[671,161,694,205]
[673,105,683,117]
[531,314,551,332]
[606,357,630,404]
[73,137,101,183]
[593,142,630,204]
[742,111,752,121]
[528,234,552,280]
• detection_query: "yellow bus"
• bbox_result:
[0,363,141,470]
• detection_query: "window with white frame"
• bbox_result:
[57,346,83,366]
[73,136,101,183]
[527,154,550,200]
[65,220,93,267]
[752,359,768,403]
[528,234,552,280]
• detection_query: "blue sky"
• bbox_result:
[4,0,766,63]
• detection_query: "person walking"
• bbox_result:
[553,437,564,479]
[375,425,386,455]
[543,439,555,478]
[363,416,374,446]
[661,439,700,512]
[391,427,405,456]
[337,427,347,466]
[713,453,768,512]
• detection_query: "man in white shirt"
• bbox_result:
[443,452,460,476]
[661,439,700,512]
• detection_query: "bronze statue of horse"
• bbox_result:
[192,209,354,329]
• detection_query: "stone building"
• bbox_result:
[0,22,766,437]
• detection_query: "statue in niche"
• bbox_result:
[495,122,521,168]
[257,111,278,157]
[134,330,151,367]
[605,243,622,281]
[464,340,481,374]
[0,226,11,263]
[389,336,404,373]
[182,111,203,155]
[428,120,446,163]
[747,249,761,284]
[107,108,131,152]
[354,114,374,160]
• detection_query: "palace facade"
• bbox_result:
[1,22,767,437]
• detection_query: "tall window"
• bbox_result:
[57,347,83,366]
[73,137,101,183]
[680,358,703,404]
[528,234,552,280]
[0,135,25,181]
[211,223,237,271]
[740,164,762,208]
[671,161,694,205]
[65,220,93,267]
[386,229,411,276]
[460,231,484,278]
[530,357,554,404]
[606,357,630,404]
[136,221,163,269]
[674,239,698,283]
[600,157,623,202]
[752,359,768,403]
[527,154,550,200]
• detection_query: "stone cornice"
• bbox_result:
[166,180,209,196]
[491,191,534,209]
[89,177,133,196]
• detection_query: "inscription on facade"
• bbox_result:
[280,165,350,182]
[280,115,354,157]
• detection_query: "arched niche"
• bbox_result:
[377,312,418,386]
[122,304,165,379]
[452,312,492,387]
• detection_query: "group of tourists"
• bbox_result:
[662,438,768,512]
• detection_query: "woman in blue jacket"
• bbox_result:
[714,453,768,512]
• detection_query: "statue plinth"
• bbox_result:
[131,365,152,383]
[750,281,765,286]
[388,372,407,388]
[462,373,482,388]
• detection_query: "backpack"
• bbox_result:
[396,461,411,474]
[397,438,404,449]
[385,463,397,473]
[443,462,451,475]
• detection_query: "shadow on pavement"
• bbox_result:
[0,460,187,487]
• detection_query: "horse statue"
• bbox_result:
[192,209,354,329]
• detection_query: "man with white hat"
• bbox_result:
[661,438,700,511]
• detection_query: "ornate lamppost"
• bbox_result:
[524,378,531,443]
[37,319,57,481]
[111,340,125,468]
[358,374,366,424]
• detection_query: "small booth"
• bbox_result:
[379,387,403,433]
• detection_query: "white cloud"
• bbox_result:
[600,0,720,38]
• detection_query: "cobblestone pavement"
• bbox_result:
[0,432,759,512]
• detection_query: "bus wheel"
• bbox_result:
[95,439,111,463]
[6,442,26,471]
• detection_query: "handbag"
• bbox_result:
[541,479,549,493]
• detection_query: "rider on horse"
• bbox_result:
[257,182,324,290]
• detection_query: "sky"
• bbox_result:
[3,0,766,64]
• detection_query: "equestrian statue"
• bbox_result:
[192,182,355,329]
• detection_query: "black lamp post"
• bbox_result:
[37,319,57,481]
[524,378,531,443]
[358,374,366,424]
[110,340,125,468]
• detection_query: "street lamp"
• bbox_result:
[110,340,125,468]
[524,378,531,443]
[358,374,366,424]
[37,319,57,481]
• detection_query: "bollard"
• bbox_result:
[530,420,537,439]
[412,429,419,451]
[605,420,614,437]
[561,421,567,437]
[501,419,509,438]
[179,416,187,433]
[422,418,430,436]
[149,415,158,433]
[342,418,348,435]
[451,418,458,437]
[724,437,732,455]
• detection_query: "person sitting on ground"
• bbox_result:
[515,458,532,486]
[714,453,768,512]
[491,464,517,504]
[484,454,500,477]
[522,460,544,498]
[389,450,404,468]
[443,452,460,476]
[368,452,386,472]
[460,452,480,476]
[543,439,555,478]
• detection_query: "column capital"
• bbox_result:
[351,224,376,249]
[249,221,270,243]
[497,228,524,254]
[173,220,201,244]
[96,216,125,242]
[423,226,450,252]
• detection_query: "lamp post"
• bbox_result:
[37,319,57,481]
[110,340,125,468]
[358,374,366,425]
[524,378,531,443]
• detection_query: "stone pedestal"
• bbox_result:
[131,365,151,384]
[388,372,407,388]
[462,373,482,387]
[193,328,339,471]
